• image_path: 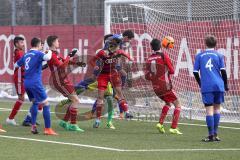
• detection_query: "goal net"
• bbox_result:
[105,0,240,123]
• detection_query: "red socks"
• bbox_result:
[70,107,78,124]
[159,105,170,124]
[9,100,23,119]
[171,107,181,129]
[63,106,71,121]
[96,103,103,119]
[159,105,181,129]
[118,99,128,112]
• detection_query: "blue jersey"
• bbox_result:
[193,49,225,93]
[17,50,45,85]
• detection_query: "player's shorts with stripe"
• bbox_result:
[154,89,177,103]
[13,75,25,95]
[202,92,224,105]
[97,73,121,91]
[24,82,47,104]
[53,79,75,97]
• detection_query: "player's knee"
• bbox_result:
[71,95,80,104]
[97,99,104,105]
[41,99,49,106]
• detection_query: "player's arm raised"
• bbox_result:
[14,56,25,69]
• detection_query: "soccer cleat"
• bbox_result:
[106,121,116,129]
[93,119,101,128]
[156,123,165,134]
[169,128,183,135]
[59,120,69,130]
[22,121,31,127]
[68,124,84,132]
[214,134,221,141]
[44,128,58,135]
[202,135,214,142]
[125,112,133,119]
[6,118,18,126]
[31,126,39,134]
[0,125,6,133]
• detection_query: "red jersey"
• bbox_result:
[145,52,174,93]
[47,50,75,96]
[13,49,24,81]
[95,50,118,74]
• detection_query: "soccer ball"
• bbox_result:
[161,36,174,49]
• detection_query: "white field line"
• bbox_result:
[0,135,240,152]
[1,107,240,130]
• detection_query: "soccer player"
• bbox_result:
[193,35,228,142]
[93,34,131,128]
[6,36,25,125]
[145,38,182,135]
[6,36,43,126]
[46,35,84,132]
[15,37,57,135]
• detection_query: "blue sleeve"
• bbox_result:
[219,54,225,70]
[17,56,25,67]
[38,51,45,62]
[193,54,200,72]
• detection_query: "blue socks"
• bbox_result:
[43,105,51,128]
[30,103,38,125]
[206,115,214,136]
[91,100,97,113]
[214,113,220,135]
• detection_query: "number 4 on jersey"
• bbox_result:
[205,58,213,71]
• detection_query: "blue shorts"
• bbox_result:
[202,92,224,105]
[24,83,47,104]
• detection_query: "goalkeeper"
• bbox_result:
[59,31,134,121]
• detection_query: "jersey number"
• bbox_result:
[25,57,31,70]
[205,58,213,71]
[150,60,157,75]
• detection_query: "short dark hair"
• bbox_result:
[31,37,41,47]
[205,35,217,48]
[150,38,161,51]
[47,35,58,47]
[122,30,134,39]
[104,34,113,43]
[13,36,24,47]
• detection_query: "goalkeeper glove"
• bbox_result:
[68,48,78,57]
[76,62,86,67]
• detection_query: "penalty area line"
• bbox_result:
[0,135,240,152]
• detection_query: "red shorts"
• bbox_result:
[97,72,121,91]
[154,89,177,103]
[13,76,25,95]
[53,79,75,97]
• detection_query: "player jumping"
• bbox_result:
[93,34,132,128]
[145,38,182,135]
[15,37,57,135]
[193,35,228,142]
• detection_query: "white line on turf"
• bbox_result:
[1,107,240,130]
[0,135,240,152]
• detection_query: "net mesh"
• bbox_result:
[108,0,240,123]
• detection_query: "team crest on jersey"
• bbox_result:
[105,57,118,64]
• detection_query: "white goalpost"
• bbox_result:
[105,0,240,123]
